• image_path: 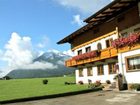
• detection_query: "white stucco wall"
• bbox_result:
[74,34,117,56]
[118,49,140,84]
[75,64,116,84]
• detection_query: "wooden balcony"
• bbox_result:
[65,43,140,67]
[65,47,118,67]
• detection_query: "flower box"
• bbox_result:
[112,32,140,48]
[73,50,98,61]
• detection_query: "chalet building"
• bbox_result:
[57,0,140,87]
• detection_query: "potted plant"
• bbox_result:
[130,84,140,91]
[106,80,111,84]
[78,81,84,85]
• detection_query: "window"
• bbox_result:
[86,46,91,53]
[97,65,104,75]
[106,38,113,48]
[97,43,102,51]
[79,68,84,77]
[108,63,116,74]
[87,67,93,76]
[78,50,82,55]
[126,55,140,71]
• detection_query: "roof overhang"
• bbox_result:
[57,0,139,44]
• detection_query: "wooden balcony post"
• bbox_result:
[116,27,119,38]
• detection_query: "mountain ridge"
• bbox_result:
[6,51,75,79]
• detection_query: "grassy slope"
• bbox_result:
[0,77,87,101]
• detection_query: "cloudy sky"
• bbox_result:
[0,0,112,74]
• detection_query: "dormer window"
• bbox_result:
[97,43,102,51]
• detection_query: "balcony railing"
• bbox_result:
[65,47,118,67]
[66,44,140,67]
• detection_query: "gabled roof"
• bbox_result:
[57,0,139,44]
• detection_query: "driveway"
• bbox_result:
[3,91,140,105]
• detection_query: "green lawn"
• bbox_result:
[0,77,88,101]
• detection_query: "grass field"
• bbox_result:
[0,77,88,101]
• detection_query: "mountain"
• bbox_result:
[6,51,75,79]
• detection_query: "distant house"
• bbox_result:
[57,0,140,89]
[0,76,11,80]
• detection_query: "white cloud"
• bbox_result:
[0,50,3,57]
[37,36,50,48]
[63,50,74,56]
[57,60,64,65]
[55,0,111,14]
[1,32,58,71]
[3,32,35,68]
[47,49,60,54]
[38,50,45,56]
[72,14,84,26]
[19,61,58,70]
[37,43,45,48]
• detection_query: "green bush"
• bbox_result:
[130,84,140,91]
[88,80,104,89]
[42,79,48,84]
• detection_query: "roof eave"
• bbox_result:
[84,0,121,23]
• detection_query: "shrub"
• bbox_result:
[64,82,76,85]
[78,81,84,85]
[106,80,111,84]
[88,83,97,88]
[3,76,12,80]
[88,80,103,89]
[42,79,48,85]
[130,84,140,91]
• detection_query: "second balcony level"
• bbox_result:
[66,32,140,67]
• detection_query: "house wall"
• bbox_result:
[120,23,140,35]
[118,49,140,84]
[73,34,117,55]
[74,22,140,84]
[73,32,118,84]
[71,5,140,49]
[75,63,117,84]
